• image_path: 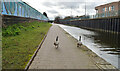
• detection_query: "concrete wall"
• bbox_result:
[2,15,46,26]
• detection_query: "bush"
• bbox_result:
[2,21,51,37]
[32,25,35,28]
[15,27,21,35]
[2,24,21,36]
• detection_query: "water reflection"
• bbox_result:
[93,31,120,55]
[57,24,120,69]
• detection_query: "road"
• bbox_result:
[29,25,99,69]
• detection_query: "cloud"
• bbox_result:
[76,10,83,13]
[22,0,119,20]
[81,2,98,10]
[58,2,84,9]
[47,10,58,14]
[42,2,56,7]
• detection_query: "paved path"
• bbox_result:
[29,25,99,69]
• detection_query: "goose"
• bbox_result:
[77,36,82,47]
[54,36,59,49]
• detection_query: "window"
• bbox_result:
[108,6,111,11]
[105,7,108,12]
[96,10,98,13]
[102,7,105,12]
[111,6,114,11]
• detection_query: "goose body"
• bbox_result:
[54,36,59,49]
[77,36,82,47]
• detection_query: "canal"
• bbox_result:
[57,24,120,69]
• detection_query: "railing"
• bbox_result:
[93,10,119,18]
[59,10,120,22]
[1,0,48,21]
[57,10,120,33]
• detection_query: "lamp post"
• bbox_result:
[85,1,86,16]
[85,0,87,16]
[71,6,72,16]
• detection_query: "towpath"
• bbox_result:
[29,25,99,69]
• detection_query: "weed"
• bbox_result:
[32,25,35,28]
[2,21,52,69]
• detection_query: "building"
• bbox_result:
[95,1,120,17]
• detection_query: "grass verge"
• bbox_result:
[2,21,52,69]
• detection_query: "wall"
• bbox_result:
[95,1,120,17]
[95,2,119,14]
[0,15,2,28]
[58,16,120,33]
[2,15,47,26]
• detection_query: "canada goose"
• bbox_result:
[77,36,82,47]
[54,36,59,49]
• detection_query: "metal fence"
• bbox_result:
[92,10,120,19]
[58,17,120,33]
[1,0,48,21]
[60,10,120,22]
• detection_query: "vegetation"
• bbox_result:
[43,12,48,18]
[2,21,52,69]
[54,16,62,23]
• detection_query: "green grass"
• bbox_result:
[2,21,52,69]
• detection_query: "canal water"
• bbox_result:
[57,24,120,69]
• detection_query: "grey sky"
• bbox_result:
[47,10,58,14]
[58,2,83,9]
[22,0,119,20]
[42,2,56,7]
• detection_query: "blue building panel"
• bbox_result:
[1,0,48,21]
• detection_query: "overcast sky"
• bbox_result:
[22,0,119,20]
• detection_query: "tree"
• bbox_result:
[64,16,73,19]
[43,12,48,18]
[54,16,61,23]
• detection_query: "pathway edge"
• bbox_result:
[24,25,52,71]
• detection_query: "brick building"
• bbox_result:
[95,1,120,17]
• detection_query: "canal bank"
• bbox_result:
[58,24,119,69]
[29,24,117,70]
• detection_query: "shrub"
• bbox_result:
[2,25,21,36]
[32,25,35,28]
[14,27,21,35]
